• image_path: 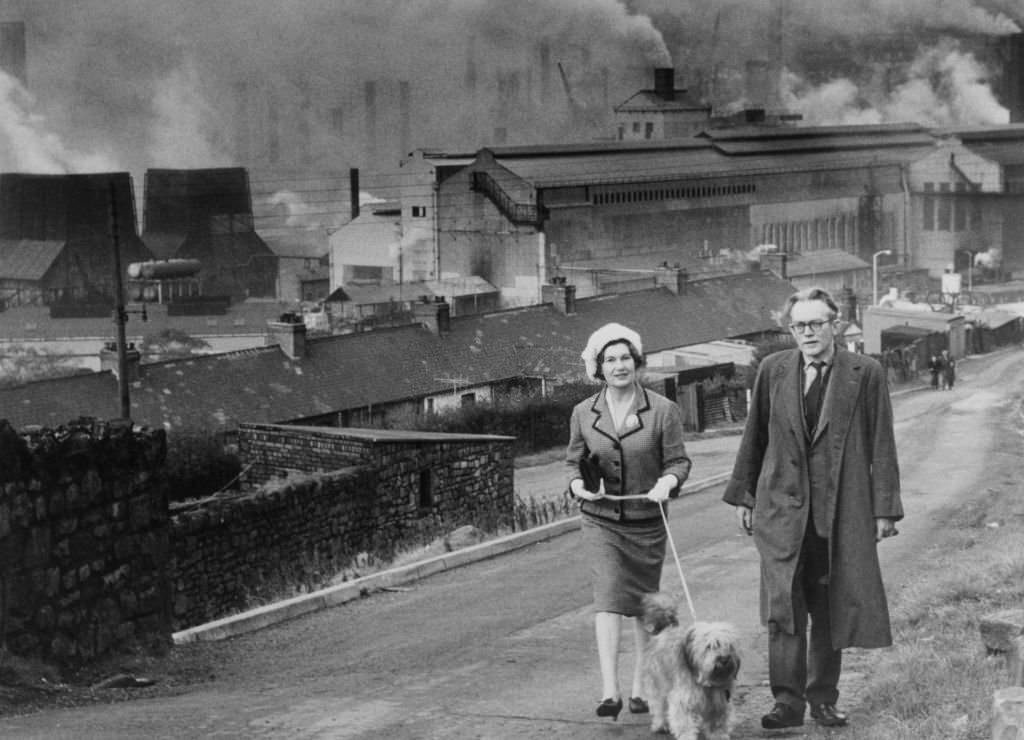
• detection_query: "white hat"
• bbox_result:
[581,323,643,380]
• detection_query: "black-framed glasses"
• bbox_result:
[790,320,832,333]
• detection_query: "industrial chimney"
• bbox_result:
[654,68,675,101]
[1001,33,1024,123]
[0,21,26,87]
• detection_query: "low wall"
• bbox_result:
[169,424,516,631]
[0,418,169,665]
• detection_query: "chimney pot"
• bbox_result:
[267,318,308,359]
[99,343,142,382]
[655,266,687,295]
[542,282,576,314]
[413,298,451,335]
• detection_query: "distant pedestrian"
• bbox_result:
[927,353,942,389]
[941,349,956,390]
[724,287,903,731]
[566,323,692,722]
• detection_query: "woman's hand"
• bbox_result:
[570,478,605,501]
[645,475,678,503]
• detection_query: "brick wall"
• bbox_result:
[0,418,169,665]
[169,424,515,630]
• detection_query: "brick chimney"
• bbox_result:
[542,278,577,314]
[655,264,688,295]
[413,297,451,335]
[267,313,307,359]
[99,342,142,382]
[654,67,676,101]
[760,252,788,279]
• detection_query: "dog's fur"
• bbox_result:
[640,593,741,740]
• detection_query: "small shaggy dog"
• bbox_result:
[640,593,741,740]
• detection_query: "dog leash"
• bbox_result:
[603,493,699,623]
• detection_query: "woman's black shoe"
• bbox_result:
[628,697,649,714]
[596,697,623,720]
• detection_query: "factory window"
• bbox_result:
[632,122,641,133]
[922,182,935,231]
[936,183,952,231]
[411,205,427,218]
[953,183,968,232]
[644,122,654,139]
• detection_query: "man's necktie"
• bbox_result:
[804,361,825,432]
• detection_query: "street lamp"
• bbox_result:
[872,249,893,306]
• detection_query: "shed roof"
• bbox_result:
[785,249,870,277]
[0,240,65,280]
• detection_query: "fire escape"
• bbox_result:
[471,171,545,227]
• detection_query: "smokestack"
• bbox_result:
[539,40,552,104]
[0,21,26,88]
[349,167,360,220]
[364,81,377,160]
[1002,33,1024,123]
[744,59,779,111]
[298,74,312,166]
[267,89,280,164]
[233,81,250,163]
[399,80,411,155]
[654,67,675,101]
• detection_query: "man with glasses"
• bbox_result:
[724,286,903,730]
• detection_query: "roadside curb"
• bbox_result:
[172,471,732,645]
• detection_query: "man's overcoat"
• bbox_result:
[723,347,903,649]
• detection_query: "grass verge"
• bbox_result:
[838,481,1024,740]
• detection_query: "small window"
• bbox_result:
[411,205,427,218]
[460,392,476,407]
[418,469,433,508]
[644,122,654,139]
[632,121,641,133]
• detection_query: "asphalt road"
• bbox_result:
[3,346,1023,739]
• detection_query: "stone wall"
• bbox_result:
[0,418,169,665]
[169,424,515,630]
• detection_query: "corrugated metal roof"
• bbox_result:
[712,132,934,155]
[500,146,931,188]
[0,239,65,280]
[960,141,1024,166]
[614,89,709,113]
[786,249,869,277]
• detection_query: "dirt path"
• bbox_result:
[1,347,1021,739]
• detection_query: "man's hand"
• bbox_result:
[570,478,605,501]
[875,517,899,541]
[735,506,753,536]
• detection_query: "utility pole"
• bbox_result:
[109,181,131,420]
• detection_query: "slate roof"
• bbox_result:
[0,240,65,280]
[0,272,795,433]
[0,301,295,341]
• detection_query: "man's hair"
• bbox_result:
[783,286,839,321]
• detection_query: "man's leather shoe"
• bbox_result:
[761,702,804,729]
[810,703,849,727]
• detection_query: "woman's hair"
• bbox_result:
[783,286,839,322]
[595,339,645,381]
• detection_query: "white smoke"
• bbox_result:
[149,60,232,168]
[0,70,118,173]
[782,41,1010,126]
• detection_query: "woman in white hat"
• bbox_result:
[566,322,691,720]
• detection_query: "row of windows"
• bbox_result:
[592,181,756,206]
[922,182,978,232]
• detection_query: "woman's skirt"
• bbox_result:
[582,514,666,617]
